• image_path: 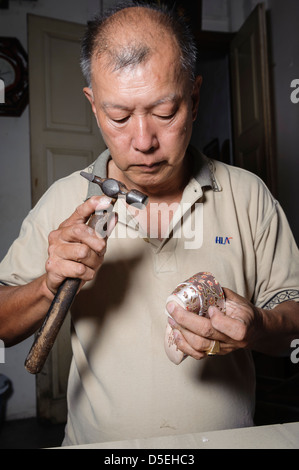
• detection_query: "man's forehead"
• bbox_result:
[101,93,180,110]
[91,41,183,93]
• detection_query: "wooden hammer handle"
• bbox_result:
[24,277,81,374]
[24,209,113,374]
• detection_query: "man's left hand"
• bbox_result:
[167,287,264,359]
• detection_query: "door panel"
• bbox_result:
[28,14,106,206]
[46,148,93,186]
[44,33,92,133]
[230,3,276,194]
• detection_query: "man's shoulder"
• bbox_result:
[189,146,270,196]
[211,159,278,226]
[212,159,274,198]
[28,167,91,230]
[39,167,90,204]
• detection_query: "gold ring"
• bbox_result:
[206,340,220,356]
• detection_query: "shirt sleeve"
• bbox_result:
[0,212,50,286]
[0,170,88,287]
[253,199,299,309]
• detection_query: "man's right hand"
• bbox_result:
[45,196,117,294]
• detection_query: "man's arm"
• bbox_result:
[253,299,299,355]
[0,275,54,347]
[0,195,116,347]
[167,288,299,359]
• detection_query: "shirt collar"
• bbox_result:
[188,145,222,192]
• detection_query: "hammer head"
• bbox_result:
[80,171,148,208]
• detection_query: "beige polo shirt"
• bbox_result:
[1,147,298,445]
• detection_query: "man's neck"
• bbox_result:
[107,155,192,241]
[107,155,191,205]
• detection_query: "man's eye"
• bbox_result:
[156,112,176,120]
[112,116,130,124]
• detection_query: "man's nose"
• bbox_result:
[132,116,158,153]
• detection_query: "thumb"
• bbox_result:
[222,287,245,303]
[62,196,113,227]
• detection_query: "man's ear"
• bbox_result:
[83,87,96,108]
[83,87,100,126]
[191,75,202,122]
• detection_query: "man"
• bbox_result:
[0,2,299,445]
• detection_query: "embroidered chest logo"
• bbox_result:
[215,236,233,245]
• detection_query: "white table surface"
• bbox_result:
[57,422,299,449]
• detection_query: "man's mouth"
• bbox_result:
[135,161,166,172]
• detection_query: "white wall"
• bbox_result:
[0,0,298,421]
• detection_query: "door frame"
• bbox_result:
[194,7,277,195]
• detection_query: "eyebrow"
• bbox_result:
[101,93,180,111]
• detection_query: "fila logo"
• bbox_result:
[215,236,233,245]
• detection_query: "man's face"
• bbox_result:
[84,40,201,195]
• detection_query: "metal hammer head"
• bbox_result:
[80,171,148,208]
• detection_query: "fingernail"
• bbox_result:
[166,302,175,315]
[168,317,177,328]
[208,306,217,317]
[173,330,181,342]
[96,197,113,209]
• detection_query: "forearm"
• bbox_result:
[0,274,54,347]
[253,301,299,356]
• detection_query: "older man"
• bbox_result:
[0,2,299,445]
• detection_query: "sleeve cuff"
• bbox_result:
[262,289,299,310]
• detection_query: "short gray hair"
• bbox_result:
[80,1,198,87]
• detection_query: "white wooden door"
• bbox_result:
[28,14,106,422]
[230,3,276,195]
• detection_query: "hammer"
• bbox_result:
[25,172,148,374]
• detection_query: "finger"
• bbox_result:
[46,258,97,285]
[225,299,248,324]
[222,287,247,305]
[172,323,213,352]
[171,328,210,360]
[61,196,113,228]
[51,222,108,252]
[51,241,106,267]
[208,305,247,343]
[167,301,215,339]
